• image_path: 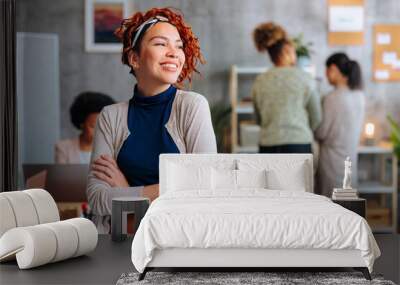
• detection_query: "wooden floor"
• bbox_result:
[373,234,400,284]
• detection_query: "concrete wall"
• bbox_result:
[17,0,400,140]
[17,32,60,163]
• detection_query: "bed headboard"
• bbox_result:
[159,154,313,195]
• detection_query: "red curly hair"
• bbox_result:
[114,7,205,84]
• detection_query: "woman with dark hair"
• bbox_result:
[86,7,217,233]
[251,22,321,154]
[315,52,365,197]
[55,92,115,164]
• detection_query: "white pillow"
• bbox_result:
[166,162,212,191]
[267,162,306,191]
[211,168,268,191]
[237,159,308,191]
[236,169,267,189]
[211,168,236,190]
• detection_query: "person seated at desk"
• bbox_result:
[86,7,217,234]
[251,22,321,154]
[55,92,115,164]
[315,53,365,197]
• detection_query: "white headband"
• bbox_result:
[131,16,169,48]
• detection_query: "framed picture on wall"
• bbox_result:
[85,0,130,52]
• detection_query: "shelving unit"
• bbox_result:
[229,65,267,153]
[357,141,398,233]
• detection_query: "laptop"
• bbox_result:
[23,164,89,202]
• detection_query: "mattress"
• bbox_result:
[131,190,380,273]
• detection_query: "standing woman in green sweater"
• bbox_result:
[251,22,322,153]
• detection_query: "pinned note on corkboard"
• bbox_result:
[328,0,364,45]
[373,25,400,82]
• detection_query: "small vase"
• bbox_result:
[297,56,316,78]
[297,55,311,69]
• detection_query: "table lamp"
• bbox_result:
[364,122,376,146]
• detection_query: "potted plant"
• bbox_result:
[387,115,400,160]
[292,33,314,69]
[387,114,400,230]
[210,102,231,153]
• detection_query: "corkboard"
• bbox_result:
[373,24,400,82]
[328,0,364,45]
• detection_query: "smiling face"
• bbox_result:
[130,22,185,95]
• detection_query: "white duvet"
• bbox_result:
[131,190,380,273]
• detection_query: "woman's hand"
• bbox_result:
[92,154,129,188]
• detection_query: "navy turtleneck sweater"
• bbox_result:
[117,85,180,186]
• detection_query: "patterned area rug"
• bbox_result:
[116,271,395,285]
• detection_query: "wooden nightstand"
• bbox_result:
[332,198,366,218]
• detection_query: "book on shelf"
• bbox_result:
[333,188,358,194]
[332,188,359,200]
[332,194,359,200]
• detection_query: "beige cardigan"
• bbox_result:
[54,138,81,163]
[87,90,217,233]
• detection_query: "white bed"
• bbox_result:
[131,154,380,280]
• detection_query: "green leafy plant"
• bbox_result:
[292,33,313,58]
[210,102,231,152]
[387,115,400,159]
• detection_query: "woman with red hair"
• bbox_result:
[86,8,217,233]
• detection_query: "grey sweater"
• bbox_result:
[315,87,365,197]
[87,90,217,233]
